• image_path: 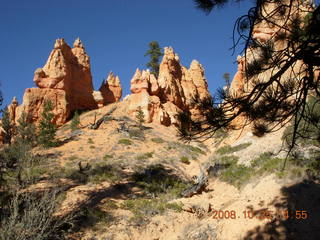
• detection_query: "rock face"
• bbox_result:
[127,47,211,126]
[14,38,109,126]
[99,72,122,105]
[33,38,97,111]
[229,56,245,96]
[16,88,70,126]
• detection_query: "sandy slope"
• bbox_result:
[32,103,318,240]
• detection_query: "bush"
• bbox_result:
[120,198,182,225]
[220,164,253,189]
[180,156,190,164]
[151,137,165,143]
[88,164,123,184]
[216,143,252,155]
[131,164,191,197]
[0,141,40,188]
[103,154,113,161]
[187,146,206,155]
[0,191,73,240]
[87,138,94,144]
[118,139,132,145]
[136,152,154,160]
[129,129,144,139]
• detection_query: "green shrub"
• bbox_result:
[87,138,94,144]
[129,129,144,139]
[118,139,132,145]
[187,146,206,155]
[151,137,165,143]
[88,164,122,184]
[79,206,115,229]
[103,154,114,161]
[131,164,191,197]
[180,156,190,164]
[120,198,182,225]
[220,164,253,188]
[136,152,154,160]
[68,155,78,161]
[216,143,252,155]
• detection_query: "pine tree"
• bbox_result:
[70,111,80,132]
[223,73,230,87]
[38,100,57,148]
[1,107,15,145]
[16,111,37,146]
[136,106,145,130]
[144,41,163,78]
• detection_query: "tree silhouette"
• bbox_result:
[179,0,320,158]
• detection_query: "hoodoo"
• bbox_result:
[127,47,211,126]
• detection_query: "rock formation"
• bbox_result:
[99,72,122,105]
[33,38,97,110]
[126,47,211,126]
[7,97,19,123]
[229,56,245,95]
[12,38,123,126]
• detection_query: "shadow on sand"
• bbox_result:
[244,180,320,240]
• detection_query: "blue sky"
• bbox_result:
[0,0,277,106]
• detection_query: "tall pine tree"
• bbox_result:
[144,41,163,78]
[38,100,57,148]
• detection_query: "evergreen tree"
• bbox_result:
[38,100,57,148]
[70,111,80,132]
[1,107,15,145]
[144,41,163,78]
[16,111,37,146]
[136,106,145,130]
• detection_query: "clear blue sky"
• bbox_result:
[0,0,273,106]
